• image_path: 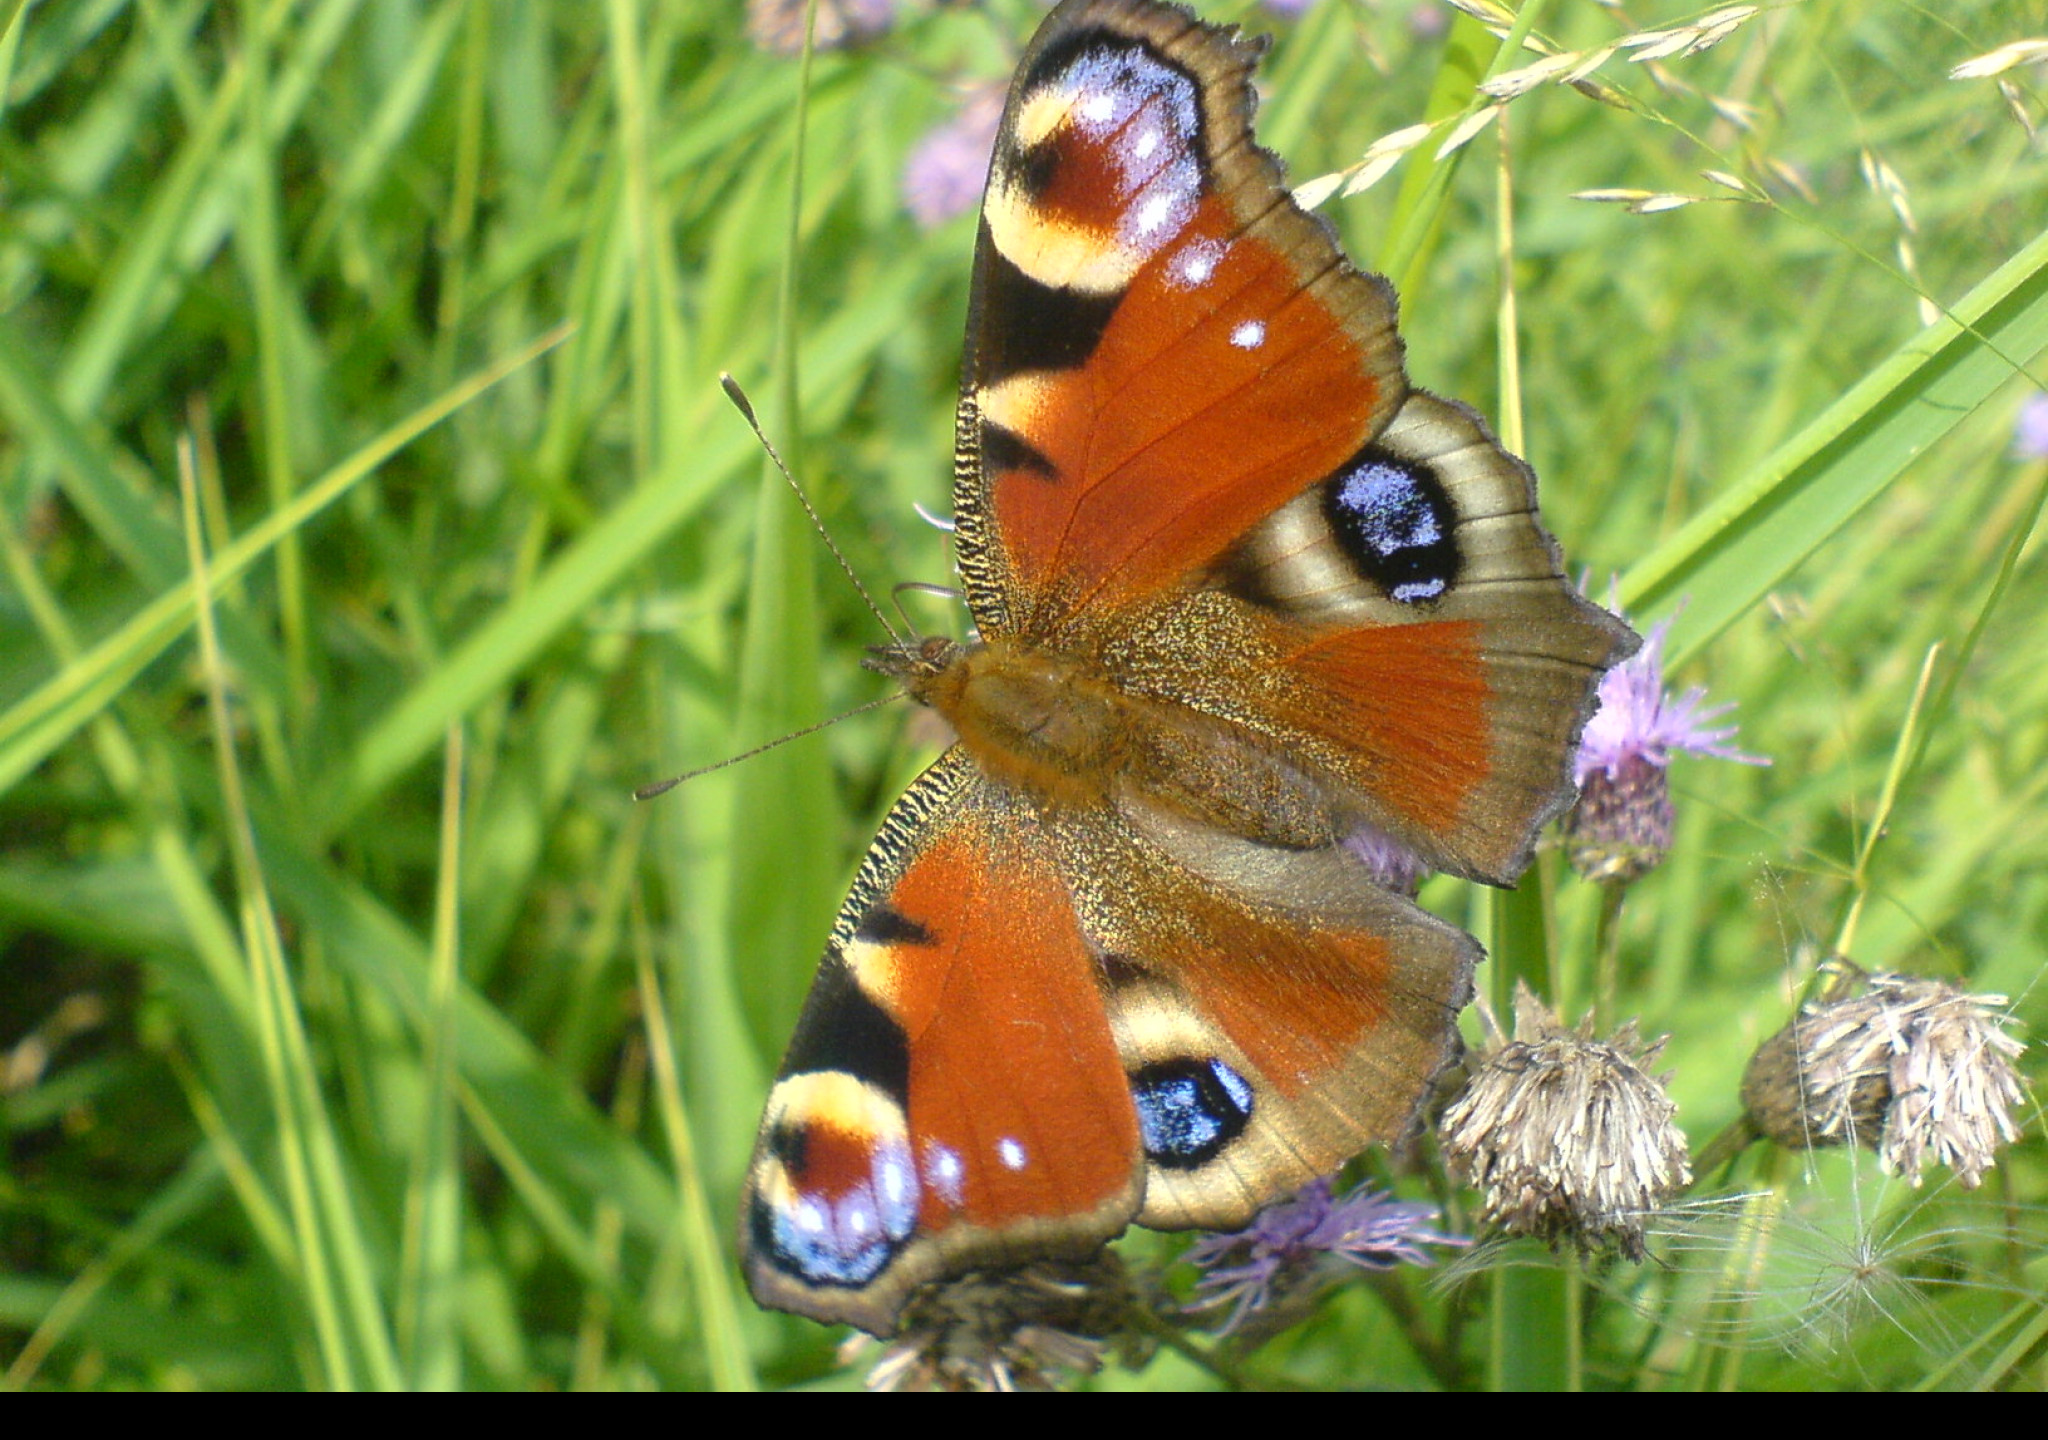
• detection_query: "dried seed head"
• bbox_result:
[1741,970,2029,1189]
[1440,983,1692,1260]
[848,1255,1128,1392]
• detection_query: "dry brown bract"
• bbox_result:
[1742,971,2028,1189]
[1440,983,1691,1260]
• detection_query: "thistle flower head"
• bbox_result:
[902,82,1006,230]
[1568,615,1767,883]
[1440,983,1692,1260]
[1184,1177,1463,1334]
[1575,617,1767,781]
[1344,822,1431,897]
[1741,968,2029,1189]
[848,1255,1127,1392]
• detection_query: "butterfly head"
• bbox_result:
[865,634,964,690]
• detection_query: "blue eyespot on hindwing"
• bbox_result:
[1130,1056,1256,1169]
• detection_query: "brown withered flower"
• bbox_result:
[1742,968,2028,1189]
[1440,983,1692,1260]
[845,1254,1130,1392]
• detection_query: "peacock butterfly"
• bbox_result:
[740,0,1637,1336]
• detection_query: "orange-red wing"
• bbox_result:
[1107,390,1638,884]
[1273,618,1495,838]
[741,752,1143,1335]
[1052,806,1478,1231]
[953,0,1405,639]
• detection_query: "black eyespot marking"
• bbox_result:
[1096,953,1151,990]
[750,1124,918,1289]
[778,956,911,1101]
[1017,136,1063,202]
[972,240,1124,381]
[980,419,1058,482]
[855,904,934,948]
[1321,448,1461,604]
[1130,1057,1256,1169]
[766,1119,809,1174]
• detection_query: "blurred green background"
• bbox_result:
[1,0,2043,1390]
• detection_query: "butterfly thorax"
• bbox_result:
[869,631,1351,848]
[869,634,1128,809]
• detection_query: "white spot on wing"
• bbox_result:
[923,1142,965,1205]
[1081,89,1114,124]
[998,1137,1028,1171]
[1231,320,1267,350]
[1135,128,1160,160]
[1170,239,1226,289]
[1135,192,1173,234]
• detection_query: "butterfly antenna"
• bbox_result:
[633,692,903,801]
[890,579,965,641]
[721,373,904,646]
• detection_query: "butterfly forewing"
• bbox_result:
[954,0,1407,638]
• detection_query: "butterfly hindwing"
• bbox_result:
[743,751,1145,1335]
[1157,390,1637,883]
[745,756,1477,1329]
[1052,800,1479,1228]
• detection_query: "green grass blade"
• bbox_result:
[1629,227,2048,660]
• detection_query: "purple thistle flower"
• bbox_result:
[1259,0,1322,17]
[1575,617,1766,785]
[2014,393,2048,459]
[747,0,896,56]
[903,82,1006,230]
[1568,613,1767,883]
[1186,1178,1464,1334]
[1344,821,1431,896]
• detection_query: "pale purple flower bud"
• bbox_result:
[1344,822,1431,896]
[747,0,895,56]
[903,82,1006,229]
[2013,392,2048,459]
[1569,615,1767,883]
